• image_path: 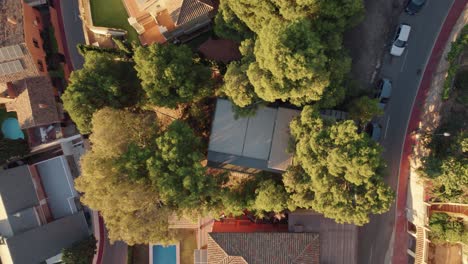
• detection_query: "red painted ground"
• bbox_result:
[392,1,467,263]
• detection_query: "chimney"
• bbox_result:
[7,17,18,25]
[38,104,49,109]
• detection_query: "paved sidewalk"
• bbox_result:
[392,1,468,263]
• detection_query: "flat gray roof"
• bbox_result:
[268,108,300,171]
[208,99,299,172]
[35,156,78,219]
[6,211,89,264]
[208,99,249,156]
[0,165,38,215]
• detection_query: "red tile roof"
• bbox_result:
[207,232,320,264]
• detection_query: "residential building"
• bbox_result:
[206,232,320,264]
[122,0,215,45]
[196,210,358,264]
[0,0,80,147]
[0,0,48,84]
[207,99,349,174]
[207,99,301,174]
[0,165,89,264]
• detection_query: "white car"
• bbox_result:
[390,24,411,56]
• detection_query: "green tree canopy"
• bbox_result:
[348,96,384,125]
[252,179,289,217]
[61,236,96,264]
[75,108,175,245]
[76,152,174,245]
[148,120,226,216]
[89,107,158,157]
[429,213,468,244]
[214,0,252,42]
[216,0,363,107]
[134,44,212,108]
[283,106,394,225]
[248,19,332,105]
[62,52,142,133]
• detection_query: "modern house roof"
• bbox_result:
[4,211,89,264]
[5,76,61,129]
[34,156,79,219]
[207,99,300,173]
[0,165,39,215]
[0,166,40,238]
[207,232,320,264]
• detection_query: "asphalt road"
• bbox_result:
[60,0,85,70]
[357,0,455,263]
[102,226,128,264]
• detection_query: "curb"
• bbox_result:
[391,1,468,263]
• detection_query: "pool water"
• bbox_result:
[152,245,176,264]
[1,118,24,140]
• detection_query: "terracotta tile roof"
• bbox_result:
[207,232,320,264]
[6,76,60,129]
[0,0,25,47]
[176,0,213,26]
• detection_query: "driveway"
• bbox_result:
[357,0,456,263]
[59,0,85,70]
[102,226,128,264]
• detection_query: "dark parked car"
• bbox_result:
[365,122,382,141]
[405,0,427,15]
[375,78,392,109]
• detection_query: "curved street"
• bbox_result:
[358,0,457,263]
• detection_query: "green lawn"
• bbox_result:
[90,0,139,43]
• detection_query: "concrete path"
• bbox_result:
[357,0,456,263]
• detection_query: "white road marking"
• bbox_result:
[400,50,409,72]
[384,117,391,139]
[368,246,374,264]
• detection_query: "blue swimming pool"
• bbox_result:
[152,245,177,264]
[1,118,24,140]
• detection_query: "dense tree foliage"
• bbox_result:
[61,236,96,264]
[283,106,394,225]
[216,0,363,106]
[62,52,141,133]
[148,120,226,215]
[348,96,384,125]
[76,109,229,243]
[429,213,468,244]
[252,179,289,217]
[0,138,28,165]
[422,132,468,203]
[134,44,212,108]
[213,0,252,42]
[74,108,174,244]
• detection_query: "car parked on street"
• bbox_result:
[390,23,411,56]
[405,0,427,15]
[375,78,392,109]
[365,122,382,141]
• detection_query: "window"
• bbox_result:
[33,38,39,48]
[37,60,44,72]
